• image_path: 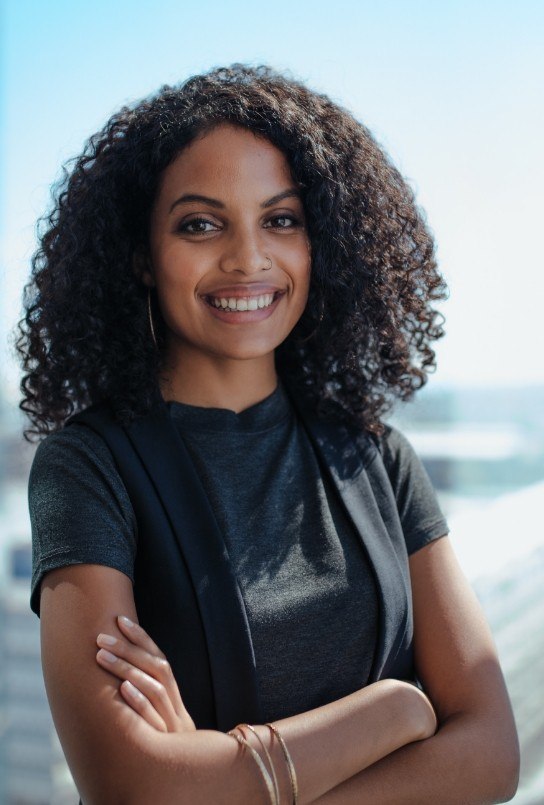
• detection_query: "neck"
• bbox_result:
[158,349,279,413]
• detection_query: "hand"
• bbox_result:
[95,614,196,734]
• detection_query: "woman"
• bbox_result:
[19,64,519,803]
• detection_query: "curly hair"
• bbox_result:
[17,63,447,440]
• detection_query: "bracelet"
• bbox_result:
[228,728,279,805]
[236,723,280,805]
[265,723,298,805]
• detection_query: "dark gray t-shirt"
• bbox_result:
[29,383,449,722]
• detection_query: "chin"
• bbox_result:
[217,345,277,361]
[207,330,283,356]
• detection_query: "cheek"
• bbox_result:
[153,254,203,311]
[297,261,313,313]
[300,259,312,296]
[154,248,186,285]
[288,242,311,283]
[151,256,194,322]
[291,273,312,324]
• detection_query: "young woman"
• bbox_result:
[19,64,519,804]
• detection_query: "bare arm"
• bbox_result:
[311,536,520,804]
[40,563,435,805]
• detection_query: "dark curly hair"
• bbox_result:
[17,63,447,440]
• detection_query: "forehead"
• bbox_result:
[157,123,295,201]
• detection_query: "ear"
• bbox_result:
[132,247,155,288]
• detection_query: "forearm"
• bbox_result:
[311,710,520,805]
[249,679,434,803]
[111,679,431,805]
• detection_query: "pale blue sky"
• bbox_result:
[2,0,543,397]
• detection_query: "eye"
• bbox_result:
[177,217,219,234]
[265,214,301,230]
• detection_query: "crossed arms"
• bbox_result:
[39,536,519,804]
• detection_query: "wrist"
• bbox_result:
[236,723,293,804]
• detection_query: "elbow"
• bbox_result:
[491,711,521,803]
[442,708,520,803]
[478,721,520,803]
[492,764,520,803]
[493,738,520,803]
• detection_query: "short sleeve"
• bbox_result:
[28,424,137,617]
[377,424,449,555]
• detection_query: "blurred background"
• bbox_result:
[1,0,543,802]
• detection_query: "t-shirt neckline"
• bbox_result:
[167,380,291,434]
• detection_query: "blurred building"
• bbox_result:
[450,494,544,805]
[391,386,544,804]
[0,543,77,805]
[0,391,77,803]
[390,384,544,515]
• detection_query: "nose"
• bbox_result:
[219,226,270,275]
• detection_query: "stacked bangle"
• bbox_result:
[228,728,278,805]
[237,723,280,804]
[265,723,299,805]
[227,722,298,804]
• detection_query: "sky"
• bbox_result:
[1,0,543,401]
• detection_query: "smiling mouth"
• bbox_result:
[204,291,283,312]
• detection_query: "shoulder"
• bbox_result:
[30,399,127,478]
[375,422,407,448]
[30,413,119,490]
[322,416,417,476]
[28,408,136,533]
[372,422,418,465]
[372,422,449,553]
[29,411,138,617]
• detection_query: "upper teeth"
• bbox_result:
[209,293,276,311]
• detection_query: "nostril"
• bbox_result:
[219,255,270,275]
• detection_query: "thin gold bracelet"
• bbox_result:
[228,728,278,805]
[265,723,299,805]
[236,724,280,805]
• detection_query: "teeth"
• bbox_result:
[208,293,276,311]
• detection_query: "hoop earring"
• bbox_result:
[147,288,159,350]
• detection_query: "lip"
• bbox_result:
[200,289,285,324]
[202,283,285,299]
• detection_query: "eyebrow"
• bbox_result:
[168,188,302,214]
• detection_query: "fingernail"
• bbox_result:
[118,615,134,628]
[123,680,143,699]
[97,633,117,647]
[97,649,117,663]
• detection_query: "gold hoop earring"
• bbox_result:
[147,288,159,350]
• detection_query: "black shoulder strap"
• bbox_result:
[282,390,413,682]
[67,401,263,731]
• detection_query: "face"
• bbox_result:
[143,123,312,371]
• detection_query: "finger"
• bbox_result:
[96,632,186,718]
[96,648,180,732]
[116,615,166,659]
[119,680,167,732]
